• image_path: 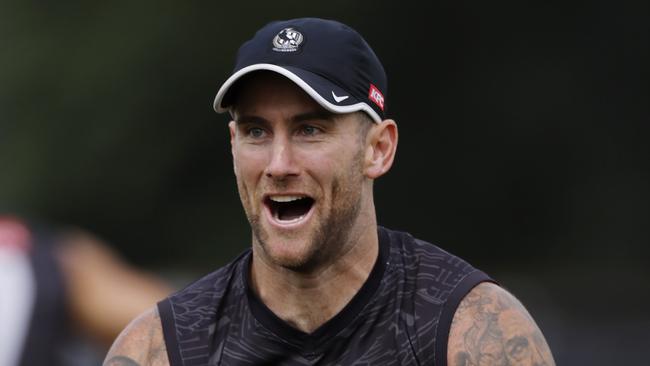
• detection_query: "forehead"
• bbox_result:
[231,72,325,119]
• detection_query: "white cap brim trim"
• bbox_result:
[213,63,382,123]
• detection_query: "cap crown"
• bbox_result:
[223,18,387,120]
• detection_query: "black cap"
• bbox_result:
[213,18,387,123]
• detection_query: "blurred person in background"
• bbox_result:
[0,215,172,366]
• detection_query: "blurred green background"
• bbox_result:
[1,0,648,364]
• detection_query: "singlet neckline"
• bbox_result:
[244,227,389,352]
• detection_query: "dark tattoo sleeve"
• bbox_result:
[103,307,168,366]
[448,283,555,366]
[104,356,141,366]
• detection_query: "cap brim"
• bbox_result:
[213,63,381,123]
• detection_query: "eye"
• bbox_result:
[298,124,321,136]
[247,127,266,138]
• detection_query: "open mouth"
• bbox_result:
[265,195,315,223]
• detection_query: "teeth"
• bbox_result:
[269,195,305,203]
[277,214,306,223]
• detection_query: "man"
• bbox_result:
[105,18,555,365]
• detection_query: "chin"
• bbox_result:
[256,229,324,272]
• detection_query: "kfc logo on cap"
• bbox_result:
[368,84,385,111]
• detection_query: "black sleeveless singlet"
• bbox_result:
[158,226,493,366]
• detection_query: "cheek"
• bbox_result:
[234,149,267,180]
[233,151,268,206]
[305,156,336,176]
[301,143,361,175]
[296,153,340,194]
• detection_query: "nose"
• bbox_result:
[264,135,299,179]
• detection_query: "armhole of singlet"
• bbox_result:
[434,270,495,366]
[157,299,184,366]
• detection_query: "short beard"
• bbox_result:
[247,148,365,273]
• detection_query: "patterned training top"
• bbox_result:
[158,226,493,366]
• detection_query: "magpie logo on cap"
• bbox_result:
[272,27,304,52]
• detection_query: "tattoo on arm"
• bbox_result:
[103,307,168,366]
[104,356,141,366]
[448,283,555,366]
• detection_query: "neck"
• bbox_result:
[249,221,379,334]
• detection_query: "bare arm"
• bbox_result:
[55,229,172,346]
[447,282,555,366]
[104,307,169,366]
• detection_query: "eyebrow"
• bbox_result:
[235,115,269,126]
[235,110,337,126]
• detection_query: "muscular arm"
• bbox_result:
[447,282,555,366]
[103,307,169,366]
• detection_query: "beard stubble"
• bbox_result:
[244,148,366,273]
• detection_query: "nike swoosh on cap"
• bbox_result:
[331,91,349,103]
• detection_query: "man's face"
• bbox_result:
[229,74,372,272]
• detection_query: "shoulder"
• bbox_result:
[104,307,169,366]
[170,251,249,302]
[162,253,248,326]
[382,227,487,298]
[381,226,474,270]
[447,282,555,366]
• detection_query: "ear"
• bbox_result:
[228,121,238,172]
[364,119,398,179]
